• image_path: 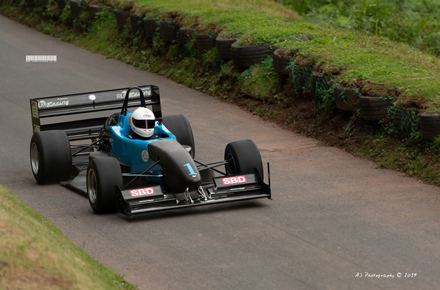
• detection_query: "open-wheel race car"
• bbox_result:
[29,86,271,216]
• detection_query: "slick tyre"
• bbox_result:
[87,157,123,214]
[30,130,72,184]
[162,114,195,158]
[224,139,264,179]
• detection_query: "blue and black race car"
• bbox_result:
[29,86,271,216]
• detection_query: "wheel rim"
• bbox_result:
[87,169,98,205]
[30,142,40,175]
[225,153,237,175]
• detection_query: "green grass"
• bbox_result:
[100,0,440,110]
[0,184,137,290]
[277,0,440,57]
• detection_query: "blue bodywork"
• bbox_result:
[109,111,177,175]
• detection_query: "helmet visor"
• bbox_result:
[133,119,155,129]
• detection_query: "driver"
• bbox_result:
[127,107,156,140]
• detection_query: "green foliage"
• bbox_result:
[289,64,314,97]
[237,56,279,101]
[384,104,421,140]
[314,79,335,114]
[277,0,440,57]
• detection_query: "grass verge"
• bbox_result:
[115,0,440,112]
[0,184,137,290]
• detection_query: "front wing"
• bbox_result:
[116,169,271,216]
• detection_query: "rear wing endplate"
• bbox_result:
[30,85,161,140]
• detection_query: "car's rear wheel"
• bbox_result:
[162,114,195,158]
[224,139,264,179]
[30,130,72,184]
[87,157,123,214]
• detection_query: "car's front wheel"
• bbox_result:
[224,139,264,179]
[87,157,123,214]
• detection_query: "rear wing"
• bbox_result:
[30,85,161,141]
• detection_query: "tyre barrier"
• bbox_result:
[160,21,178,42]
[114,10,129,31]
[419,113,440,141]
[88,5,102,19]
[388,106,419,136]
[130,14,141,34]
[272,49,292,75]
[144,18,159,39]
[179,28,195,46]
[358,96,393,121]
[69,0,81,19]
[334,87,359,112]
[57,0,67,11]
[215,38,236,60]
[195,34,215,52]
[230,43,270,69]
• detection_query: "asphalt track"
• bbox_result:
[1,14,440,290]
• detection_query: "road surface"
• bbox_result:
[1,14,440,290]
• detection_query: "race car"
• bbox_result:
[29,86,271,216]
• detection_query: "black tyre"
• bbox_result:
[273,49,292,75]
[195,34,215,52]
[130,14,141,34]
[160,21,177,42]
[231,43,270,69]
[114,10,129,30]
[162,114,195,158]
[420,113,440,141]
[144,18,159,39]
[215,38,236,59]
[334,86,359,112]
[69,0,82,19]
[56,0,66,11]
[224,139,264,179]
[179,28,195,46]
[359,96,393,121]
[87,157,123,214]
[88,5,102,19]
[30,130,72,185]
